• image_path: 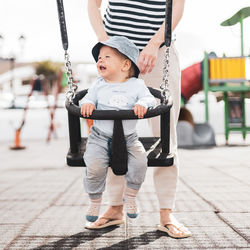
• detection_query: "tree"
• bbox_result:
[35,60,63,93]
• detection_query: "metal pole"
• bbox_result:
[203,52,209,122]
[240,18,244,56]
[10,57,15,109]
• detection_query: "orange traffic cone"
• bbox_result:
[86,119,94,134]
[10,129,26,150]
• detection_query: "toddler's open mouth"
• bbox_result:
[99,65,106,70]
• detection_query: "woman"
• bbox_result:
[86,0,191,238]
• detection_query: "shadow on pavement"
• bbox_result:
[97,230,166,250]
[30,229,165,249]
[31,226,119,250]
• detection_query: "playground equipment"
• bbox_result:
[221,7,250,57]
[203,7,250,143]
[56,0,175,171]
[203,53,250,142]
[9,71,65,149]
[9,77,37,150]
[178,53,250,146]
[177,62,216,148]
[46,70,66,142]
[178,7,250,146]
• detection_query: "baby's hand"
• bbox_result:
[133,104,147,119]
[81,103,96,117]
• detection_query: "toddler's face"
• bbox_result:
[97,46,126,82]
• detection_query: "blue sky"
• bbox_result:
[0,0,250,69]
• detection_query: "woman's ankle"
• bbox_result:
[160,209,173,224]
[103,205,124,219]
[110,205,123,210]
[160,208,172,214]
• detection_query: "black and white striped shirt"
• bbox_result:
[103,0,166,50]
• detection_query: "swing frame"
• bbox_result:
[56,0,175,168]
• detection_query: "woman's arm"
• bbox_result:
[138,0,185,74]
[172,0,186,31]
[88,0,109,41]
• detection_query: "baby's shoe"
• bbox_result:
[124,187,139,219]
[124,197,138,218]
[86,197,101,222]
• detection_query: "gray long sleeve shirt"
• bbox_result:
[81,76,156,136]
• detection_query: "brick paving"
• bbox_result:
[0,136,250,249]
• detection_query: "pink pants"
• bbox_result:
[106,44,181,209]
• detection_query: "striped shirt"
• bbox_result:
[103,0,166,50]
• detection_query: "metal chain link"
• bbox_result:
[64,50,78,103]
[160,46,170,104]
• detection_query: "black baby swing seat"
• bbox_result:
[66,88,174,167]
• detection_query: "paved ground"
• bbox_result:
[0,135,250,249]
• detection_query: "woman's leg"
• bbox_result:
[106,168,125,206]
[140,44,180,210]
[140,44,191,237]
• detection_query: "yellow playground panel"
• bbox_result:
[209,57,247,82]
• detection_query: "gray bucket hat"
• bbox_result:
[92,36,140,77]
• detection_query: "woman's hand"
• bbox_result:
[81,103,96,117]
[133,104,147,118]
[137,42,159,75]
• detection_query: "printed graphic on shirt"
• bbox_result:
[109,95,129,108]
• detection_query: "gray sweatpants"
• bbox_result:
[83,126,147,199]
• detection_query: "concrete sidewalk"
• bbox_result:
[0,136,250,249]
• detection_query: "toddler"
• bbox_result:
[81,36,156,229]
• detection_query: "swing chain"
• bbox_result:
[64,50,78,103]
[160,46,170,104]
